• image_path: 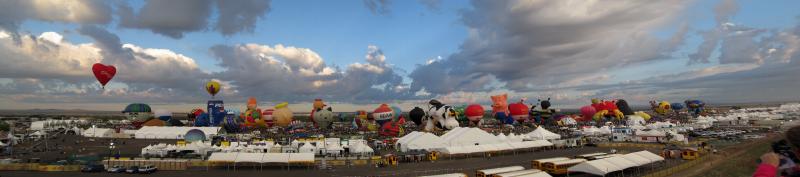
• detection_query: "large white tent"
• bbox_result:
[440,127,503,146]
[568,151,664,176]
[395,131,446,152]
[207,152,314,164]
[524,127,561,140]
[83,126,113,138]
[134,126,220,139]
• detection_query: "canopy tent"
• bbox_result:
[569,151,664,176]
[396,131,446,152]
[568,159,624,176]
[440,127,502,146]
[524,127,561,140]
[207,152,314,163]
[83,126,114,138]
[135,126,220,139]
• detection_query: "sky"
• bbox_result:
[0,0,799,112]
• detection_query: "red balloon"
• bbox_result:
[580,105,596,121]
[92,63,116,88]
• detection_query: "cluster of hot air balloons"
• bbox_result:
[685,100,706,116]
[350,104,406,136]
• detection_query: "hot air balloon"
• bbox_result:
[272,102,293,126]
[391,106,403,122]
[616,99,635,115]
[207,100,225,126]
[92,63,116,89]
[490,94,512,124]
[312,107,334,129]
[579,105,596,121]
[685,100,706,116]
[408,107,425,126]
[465,104,484,125]
[261,109,275,127]
[373,104,394,126]
[424,100,460,131]
[671,103,685,110]
[508,101,529,123]
[205,81,221,98]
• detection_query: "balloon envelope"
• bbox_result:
[580,105,596,121]
[409,107,425,125]
[92,63,116,87]
[205,81,221,97]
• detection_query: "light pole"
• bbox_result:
[108,141,115,166]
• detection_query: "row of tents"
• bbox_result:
[395,127,561,154]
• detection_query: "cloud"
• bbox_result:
[0,0,112,42]
[0,30,210,104]
[363,0,392,15]
[210,44,410,103]
[0,0,112,32]
[418,0,442,11]
[409,0,691,94]
[118,0,271,38]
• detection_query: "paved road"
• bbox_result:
[4,147,631,177]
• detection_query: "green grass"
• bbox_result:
[703,140,774,177]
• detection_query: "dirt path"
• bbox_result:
[667,133,781,177]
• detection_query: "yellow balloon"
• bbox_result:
[205,81,221,97]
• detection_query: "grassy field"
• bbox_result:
[697,136,778,177]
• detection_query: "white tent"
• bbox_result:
[83,126,114,138]
[134,126,220,139]
[440,127,502,146]
[525,127,561,140]
[568,151,663,176]
[298,143,315,153]
[396,131,446,152]
[627,115,646,126]
[568,159,624,176]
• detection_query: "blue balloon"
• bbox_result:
[391,106,402,121]
[157,116,172,121]
[670,103,685,110]
[194,113,210,127]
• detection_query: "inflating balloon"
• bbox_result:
[508,101,529,122]
[92,63,116,89]
[616,99,635,115]
[464,104,484,125]
[671,103,685,110]
[490,94,512,124]
[409,107,425,125]
[373,104,394,126]
[390,106,403,122]
[272,102,293,126]
[205,81,221,98]
[312,107,334,129]
[685,100,706,116]
[424,100,460,131]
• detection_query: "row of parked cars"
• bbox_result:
[81,164,157,174]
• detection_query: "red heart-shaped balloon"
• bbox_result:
[92,63,116,88]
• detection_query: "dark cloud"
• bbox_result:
[0,0,112,42]
[215,0,272,36]
[118,0,271,38]
[210,44,412,103]
[410,0,691,94]
[363,0,392,15]
[118,0,213,39]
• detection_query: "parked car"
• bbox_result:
[138,165,158,174]
[80,164,105,173]
[125,166,139,174]
[107,165,125,173]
